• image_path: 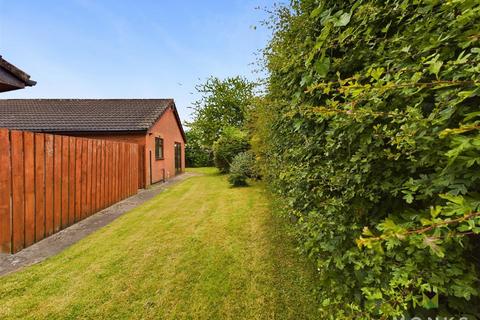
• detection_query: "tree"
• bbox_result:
[187,76,257,148]
[228,151,258,187]
[185,128,212,167]
[212,127,249,173]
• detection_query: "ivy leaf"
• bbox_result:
[315,57,331,78]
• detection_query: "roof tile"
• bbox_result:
[0,99,173,132]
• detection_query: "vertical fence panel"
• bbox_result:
[112,143,117,204]
[61,136,70,229]
[127,145,131,196]
[81,140,88,219]
[98,141,104,210]
[116,144,120,200]
[131,146,135,194]
[45,134,54,237]
[127,145,130,196]
[131,146,135,195]
[109,142,114,206]
[11,131,25,253]
[0,129,11,253]
[132,146,137,194]
[133,146,136,193]
[125,144,129,197]
[96,141,101,211]
[122,144,126,198]
[53,135,62,233]
[119,144,123,198]
[131,145,135,195]
[86,140,92,216]
[34,134,45,242]
[126,146,130,196]
[129,145,133,195]
[118,144,121,199]
[24,132,35,247]
[119,144,123,199]
[103,142,108,208]
[105,141,110,207]
[112,144,116,202]
[68,137,76,226]
[136,146,139,192]
[91,140,97,213]
[126,145,130,196]
[129,146,132,194]
[75,139,82,223]
[103,141,108,208]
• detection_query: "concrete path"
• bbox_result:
[0,172,199,277]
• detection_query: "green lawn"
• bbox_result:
[0,168,319,319]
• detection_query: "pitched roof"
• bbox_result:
[0,99,178,133]
[0,56,36,92]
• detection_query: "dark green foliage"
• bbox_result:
[228,171,247,187]
[188,76,257,148]
[185,129,213,167]
[254,0,480,318]
[228,151,258,186]
[213,127,249,173]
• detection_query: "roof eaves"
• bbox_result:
[0,55,36,87]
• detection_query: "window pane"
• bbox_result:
[155,138,163,159]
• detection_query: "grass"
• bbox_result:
[0,168,319,319]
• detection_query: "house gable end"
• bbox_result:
[147,100,186,143]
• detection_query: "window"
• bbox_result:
[155,137,164,160]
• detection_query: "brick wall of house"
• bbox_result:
[65,107,185,188]
[146,107,185,184]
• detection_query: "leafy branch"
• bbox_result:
[357,212,480,248]
[306,79,478,95]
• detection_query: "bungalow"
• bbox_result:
[0,99,186,188]
[0,56,36,92]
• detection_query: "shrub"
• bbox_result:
[185,129,213,167]
[212,127,249,173]
[227,172,247,187]
[255,0,480,318]
[228,151,257,187]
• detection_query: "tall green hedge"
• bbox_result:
[213,127,249,173]
[254,0,480,318]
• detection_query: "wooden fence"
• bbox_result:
[0,129,139,254]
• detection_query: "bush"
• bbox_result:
[255,0,480,318]
[185,129,213,167]
[227,172,247,187]
[212,127,249,173]
[228,151,257,187]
